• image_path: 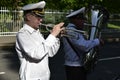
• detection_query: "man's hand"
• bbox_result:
[99,39,104,46]
[51,22,65,37]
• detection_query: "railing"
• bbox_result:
[0,7,23,36]
[0,7,67,37]
[0,7,120,40]
[101,29,120,38]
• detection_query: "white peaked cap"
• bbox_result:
[66,7,86,18]
[22,1,46,10]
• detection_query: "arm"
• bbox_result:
[70,33,100,52]
[44,34,60,57]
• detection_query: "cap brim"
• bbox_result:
[66,7,85,18]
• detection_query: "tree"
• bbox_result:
[45,0,120,13]
[0,0,120,13]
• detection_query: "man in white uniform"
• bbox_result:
[15,1,64,80]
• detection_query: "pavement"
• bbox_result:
[87,42,120,80]
[0,41,120,80]
[0,46,19,80]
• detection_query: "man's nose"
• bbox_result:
[38,18,43,21]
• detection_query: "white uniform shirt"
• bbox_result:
[15,24,60,80]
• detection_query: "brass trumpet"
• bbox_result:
[40,23,88,38]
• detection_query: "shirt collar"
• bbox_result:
[23,24,39,34]
[67,23,77,28]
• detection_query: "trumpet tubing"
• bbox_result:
[40,23,88,38]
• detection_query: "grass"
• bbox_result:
[108,23,120,29]
[107,20,120,29]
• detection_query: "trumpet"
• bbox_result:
[40,23,88,38]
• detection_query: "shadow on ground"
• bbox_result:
[0,41,120,80]
[0,45,20,73]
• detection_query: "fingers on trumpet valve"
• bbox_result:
[53,22,64,31]
[50,22,65,37]
[60,28,67,37]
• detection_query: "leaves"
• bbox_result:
[0,0,120,13]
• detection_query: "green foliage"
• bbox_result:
[20,0,40,6]
[0,0,40,9]
[44,11,67,24]
[108,23,120,29]
[102,0,120,13]
[0,0,120,13]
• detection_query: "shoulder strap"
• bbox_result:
[65,37,81,58]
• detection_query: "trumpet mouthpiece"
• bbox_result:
[41,23,54,28]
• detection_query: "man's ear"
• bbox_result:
[26,13,32,21]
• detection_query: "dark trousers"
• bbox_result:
[65,65,87,80]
